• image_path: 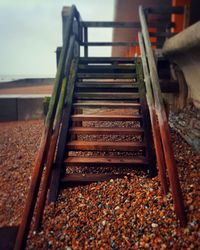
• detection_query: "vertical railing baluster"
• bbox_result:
[84,26,88,57]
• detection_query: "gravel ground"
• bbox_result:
[0,120,43,226]
[0,119,199,249]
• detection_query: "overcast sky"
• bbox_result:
[0,0,115,77]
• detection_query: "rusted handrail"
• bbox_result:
[14,5,80,250]
[139,5,187,226]
[138,32,168,195]
[33,35,77,231]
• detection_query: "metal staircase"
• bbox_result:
[13,5,188,250]
[49,56,156,191]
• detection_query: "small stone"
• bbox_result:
[102,220,106,226]
[151,223,158,228]
[65,247,72,250]
[115,206,120,210]
[48,241,53,246]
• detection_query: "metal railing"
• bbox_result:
[14,5,81,250]
[138,5,186,227]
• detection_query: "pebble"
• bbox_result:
[102,220,106,226]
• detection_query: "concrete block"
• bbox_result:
[0,98,17,121]
[17,97,44,120]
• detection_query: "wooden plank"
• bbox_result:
[71,114,142,121]
[65,156,148,166]
[78,64,136,70]
[66,141,146,151]
[69,127,144,135]
[83,27,88,57]
[79,57,135,64]
[80,21,141,28]
[76,86,139,93]
[14,6,78,250]
[48,59,79,203]
[61,173,125,187]
[80,21,175,28]
[80,42,139,46]
[78,65,136,74]
[139,5,186,226]
[73,102,141,109]
[74,92,140,100]
[34,60,77,230]
[135,57,157,177]
[81,42,159,47]
[138,32,168,194]
[76,82,137,88]
[77,73,137,79]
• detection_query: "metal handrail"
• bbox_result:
[138,5,186,227]
[14,5,80,250]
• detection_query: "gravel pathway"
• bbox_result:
[0,120,199,249]
[0,120,43,226]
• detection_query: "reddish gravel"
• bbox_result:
[0,120,199,249]
[0,120,43,226]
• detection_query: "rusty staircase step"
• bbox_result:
[76,84,139,93]
[65,156,148,166]
[76,82,139,87]
[78,64,136,73]
[79,57,135,64]
[73,102,141,109]
[69,127,144,135]
[78,64,136,70]
[66,141,146,151]
[74,92,140,100]
[76,80,136,85]
[77,73,137,79]
[71,114,142,122]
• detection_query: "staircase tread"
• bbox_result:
[78,65,135,69]
[69,127,144,134]
[65,156,148,165]
[71,114,142,121]
[73,102,141,108]
[79,57,135,63]
[78,73,136,78]
[76,83,139,89]
[66,140,146,151]
[75,92,140,99]
[76,81,137,85]
[75,92,139,95]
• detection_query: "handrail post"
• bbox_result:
[84,26,88,57]
[62,7,71,45]
[56,47,62,67]
[73,19,80,58]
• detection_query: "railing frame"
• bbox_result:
[139,5,186,227]
[14,5,81,250]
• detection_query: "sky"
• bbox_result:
[0,0,115,78]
